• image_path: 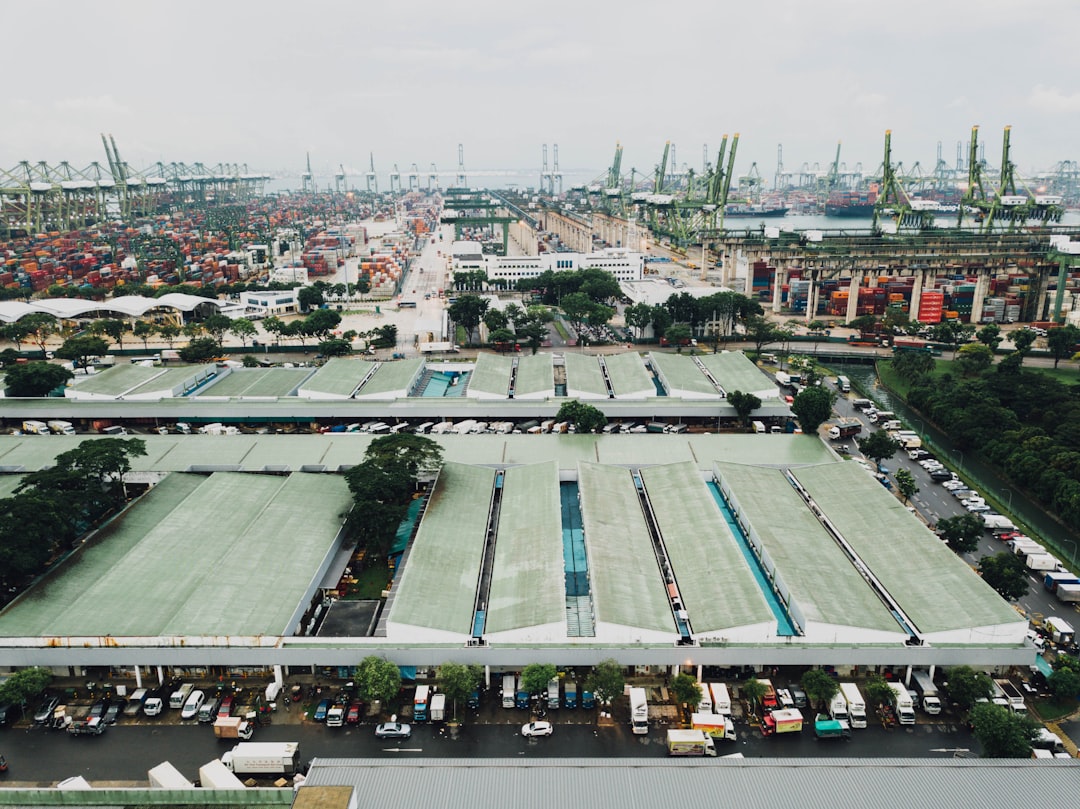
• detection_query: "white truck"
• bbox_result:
[838,683,866,729]
[629,687,649,735]
[828,692,848,722]
[198,759,245,789]
[888,682,916,725]
[221,742,300,776]
[666,728,716,756]
[430,692,446,722]
[910,671,942,714]
[1046,616,1075,645]
[47,420,76,435]
[695,682,712,714]
[21,420,50,435]
[709,683,731,716]
[148,762,193,789]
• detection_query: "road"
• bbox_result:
[0,714,981,785]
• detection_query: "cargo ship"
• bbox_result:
[724,202,789,217]
[825,190,877,217]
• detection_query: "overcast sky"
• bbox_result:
[5,0,1079,185]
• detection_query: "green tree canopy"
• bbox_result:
[976,323,1002,352]
[179,336,221,363]
[891,349,936,383]
[937,514,984,553]
[978,552,1029,601]
[132,320,156,350]
[862,675,894,710]
[355,655,401,705]
[555,400,607,433]
[792,385,835,434]
[956,342,993,376]
[671,673,702,711]
[800,669,840,711]
[857,430,901,467]
[55,335,110,369]
[438,662,483,720]
[943,665,993,711]
[448,295,489,344]
[585,659,625,708]
[740,678,767,714]
[744,314,785,357]
[521,663,558,697]
[665,324,693,352]
[0,666,52,708]
[5,361,73,396]
[317,338,352,357]
[727,390,762,425]
[1047,325,1080,368]
[970,701,1039,757]
[894,468,919,503]
[229,317,257,346]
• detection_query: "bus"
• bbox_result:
[836,375,850,393]
[398,300,418,309]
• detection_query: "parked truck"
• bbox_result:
[994,680,1027,714]
[814,714,851,739]
[910,671,942,715]
[1044,572,1080,593]
[546,678,560,710]
[757,678,778,710]
[564,681,578,709]
[21,420,49,435]
[413,685,430,722]
[828,692,849,721]
[838,683,866,729]
[691,712,736,742]
[581,688,596,710]
[430,693,446,722]
[213,716,254,740]
[827,420,863,440]
[1056,583,1080,604]
[124,688,148,716]
[629,687,649,735]
[666,728,716,756]
[220,742,300,776]
[695,682,712,714]
[709,683,731,716]
[515,676,530,710]
[762,708,804,736]
[501,674,516,709]
[169,683,194,710]
[47,420,76,435]
[887,683,915,725]
[198,759,245,790]
[1026,554,1060,572]
[1045,616,1075,645]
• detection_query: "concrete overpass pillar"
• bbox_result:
[909,268,924,323]
[904,664,912,687]
[134,666,143,689]
[805,273,818,323]
[274,664,284,689]
[846,271,861,323]
[772,267,786,313]
[971,270,990,324]
[485,664,491,689]
[156,665,164,685]
[696,664,703,681]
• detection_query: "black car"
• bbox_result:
[33,695,60,724]
[103,701,122,724]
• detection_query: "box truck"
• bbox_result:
[910,671,942,714]
[887,683,916,725]
[666,728,716,756]
[814,714,851,739]
[169,683,194,710]
[220,742,300,776]
[502,674,516,709]
[413,685,430,722]
[430,693,446,722]
[838,683,866,729]
[629,687,649,735]
[762,708,803,736]
[709,683,731,716]
[47,420,76,435]
[198,759,245,790]
[213,716,254,740]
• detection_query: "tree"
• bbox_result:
[727,390,762,426]
[744,314,784,357]
[976,323,1002,352]
[1011,328,1036,357]
[488,328,516,346]
[521,663,558,699]
[482,308,509,334]
[21,312,57,354]
[577,267,622,303]
[157,322,181,348]
[585,659,624,708]
[937,514,984,554]
[857,430,900,468]
[956,343,993,376]
[787,355,825,387]
[229,317,257,347]
[55,335,110,369]
[740,677,766,715]
[625,303,653,340]
[671,673,702,713]
[5,362,72,396]
[862,675,895,710]
[555,400,607,433]
[45,437,147,503]
[355,655,401,706]
[891,349,936,383]
[791,385,835,434]
[944,665,993,711]
[978,552,1029,601]
[664,324,693,352]
[1,321,34,352]
[304,308,342,340]
[89,318,127,351]
[182,321,205,340]
[133,320,156,351]
[800,669,840,711]
[365,434,444,478]
[519,317,548,355]
[438,662,483,720]
[1047,665,1080,702]
[504,302,527,330]
[371,324,398,349]
[650,305,673,338]
[970,701,1039,758]
[0,666,52,711]
[318,338,352,357]
[894,468,919,504]
[1047,325,1080,369]
[241,354,259,367]
[559,291,594,333]
[179,337,221,363]
[448,294,489,345]
[297,285,325,312]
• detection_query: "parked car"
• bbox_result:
[180,690,205,720]
[33,696,60,724]
[374,719,411,739]
[217,695,233,719]
[346,702,363,725]
[521,721,554,737]
[103,701,122,725]
[88,699,108,720]
[313,698,331,722]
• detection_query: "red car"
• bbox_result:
[346,702,362,725]
[217,696,233,719]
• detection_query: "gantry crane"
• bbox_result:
[365,153,378,194]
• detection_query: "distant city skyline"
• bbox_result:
[4,1,1079,180]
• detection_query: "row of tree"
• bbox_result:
[0,439,147,588]
[448,295,553,352]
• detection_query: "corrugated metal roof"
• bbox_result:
[302,758,1080,809]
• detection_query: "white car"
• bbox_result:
[180,690,205,720]
[521,721,553,737]
[966,503,991,513]
[942,480,966,490]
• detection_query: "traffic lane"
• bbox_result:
[0,717,982,783]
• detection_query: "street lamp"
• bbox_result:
[1063,538,1077,568]
[1001,488,1013,512]
[954,449,964,473]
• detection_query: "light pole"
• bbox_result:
[1001,488,1013,512]
[954,449,964,473]
[1063,538,1077,568]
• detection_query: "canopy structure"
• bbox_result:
[0,294,227,323]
